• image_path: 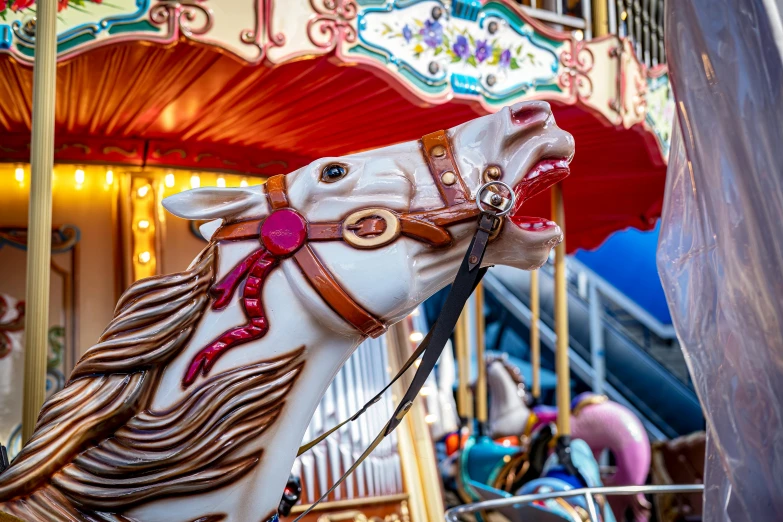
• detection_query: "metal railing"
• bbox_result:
[483,272,669,441]
[445,484,703,521]
[513,0,666,66]
[613,0,666,65]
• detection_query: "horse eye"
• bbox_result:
[321,164,347,183]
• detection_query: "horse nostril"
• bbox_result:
[510,102,551,127]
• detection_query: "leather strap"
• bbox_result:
[293,212,493,522]
[212,218,264,242]
[421,130,470,206]
[292,245,386,338]
[265,174,289,210]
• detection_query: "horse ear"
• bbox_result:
[162,187,265,220]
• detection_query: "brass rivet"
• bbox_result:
[431,145,447,158]
[484,165,502,181]
[441,171,457,185]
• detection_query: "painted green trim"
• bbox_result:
[348,44,449,95]
[108,20,159,35]
[348,44,389,64]
[535,83,562,93]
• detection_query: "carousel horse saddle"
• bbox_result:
[527,438,617,522]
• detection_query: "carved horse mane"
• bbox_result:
[0,245,300,519]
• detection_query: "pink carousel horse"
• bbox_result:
[487,356,652,522]
[0,102,573,522]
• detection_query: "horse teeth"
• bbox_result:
[546,221,556,226]
[533,222,544,229]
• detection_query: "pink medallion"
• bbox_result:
[260,209,307,257]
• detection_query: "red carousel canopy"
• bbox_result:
[0,2,672,253]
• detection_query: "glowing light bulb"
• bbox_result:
[420,386,432,396]
[164,172,175,188]
[425,414,438,424]
[190,174,201,189]
[137,185,150,198]
[409,331,424,343]
[75,168,85,187]
[410,308,420,316]
[240,178,249,187]
[138,251,152,264]
[14,166,24,183]
[105,169,114,186]
[414,358,422,368]
[574,29,584,41]
[216,176,226,188]
[620,10,628,20]
[138,219,150,230]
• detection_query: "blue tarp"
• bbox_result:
[575,221,672,325]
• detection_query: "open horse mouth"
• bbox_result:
[509,158,571,231]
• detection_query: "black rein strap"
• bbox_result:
[293,211,496,521]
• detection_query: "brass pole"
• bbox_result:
[387,322,444,522]
[530,269,541,401]
[593,0,610,36]
[474,284,487,427]
[551,184,571,438]
[455,308,471,426]
[22,0,58,444]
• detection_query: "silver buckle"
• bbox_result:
[476,181,515,216]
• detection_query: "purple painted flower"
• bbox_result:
[402,24,412,43]
[453,35,470,59]
[420,19,443,48]
[475,39,492,63]
[499,49,512,68]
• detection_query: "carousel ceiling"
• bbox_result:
[0,0,674,252]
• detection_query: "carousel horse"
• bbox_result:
[0,101,574,522]
[487,356,652,521]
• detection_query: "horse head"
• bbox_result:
[164,101,573,334]
[0,102,573,522]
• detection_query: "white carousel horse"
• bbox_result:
[487,357,652,521]
[0,102,573,522]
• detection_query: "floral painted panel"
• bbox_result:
[645,72,675,160]
[355,1,564,103]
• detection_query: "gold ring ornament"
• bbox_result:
[342,208,401,248]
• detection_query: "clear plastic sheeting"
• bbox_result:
[656,1,783,521]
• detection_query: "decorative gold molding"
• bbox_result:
[313,500,411,522]
[290,494,409,514]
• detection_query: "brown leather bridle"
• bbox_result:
[209,130,487,339]
[183,128,512,391]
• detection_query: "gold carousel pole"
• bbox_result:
[474,284,488,434]
[455,308,471,429]
[22,0,58,444]
[530,270,541,402]
[551,184,571,439]
[592,0,610,37]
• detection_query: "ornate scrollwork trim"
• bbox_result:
[307,0,358,51]
[240,0,286,61]
[558,41,594,101]
[149,0,214,38]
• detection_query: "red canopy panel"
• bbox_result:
[0,40,665,252]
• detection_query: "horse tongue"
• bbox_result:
[516,165,569,202]
[511,160,570,214]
